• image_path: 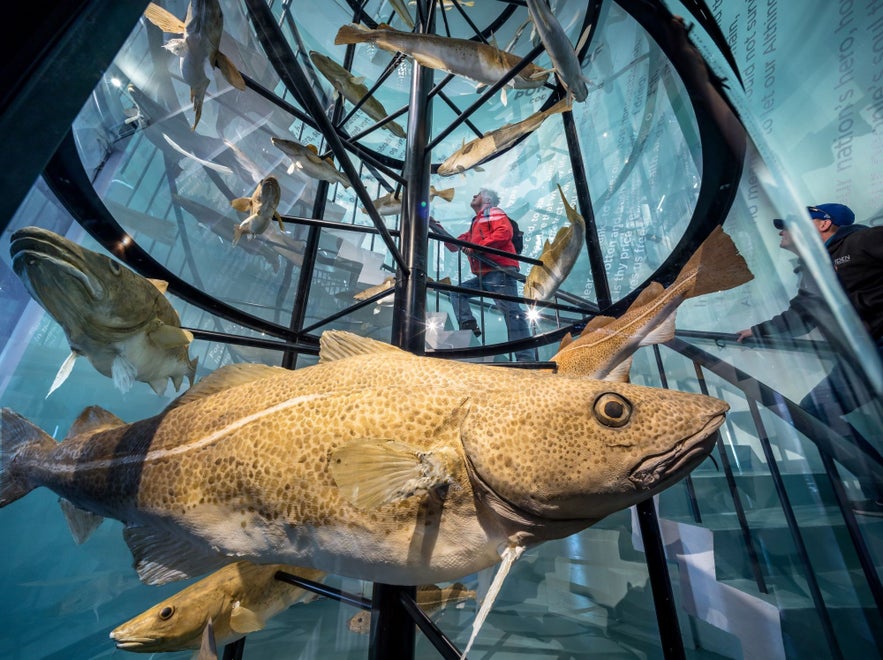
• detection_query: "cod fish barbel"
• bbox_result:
[309,51,407,139]
[438,97,571,176]
[231,176,284,246]
[0,330,726,592]
[144,0,247,130]
[110,561,325,653]
[9,227,197,395]
[552,226,753,380]
[271,137,351,188]
[523,183,586,301]
[335,23,548,103]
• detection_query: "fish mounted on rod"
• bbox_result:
[0,330,726,585]
[271,137,351,188]
[110,561,325,653]
[437,97,572,176]
[552,225,753,380]
[523,183,586,301]
[309,51,407,139]
[525,0,593,102]
[230,176,284,246]
[9,227,198,396]
[144,0,247,130]
[364,185,454,216]
[334,23,549,104]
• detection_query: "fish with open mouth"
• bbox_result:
[552,226,753,380]
[230,176,284,246]
[144,0,247,130]
[110,561,324,653]
[309,51,407,139]
[335,23,548,104]
[9,227,197,396]
[523,183,586,301]
[271,137,351,188]
[1,329,726,588]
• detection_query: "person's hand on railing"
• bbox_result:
[735,328,754,343]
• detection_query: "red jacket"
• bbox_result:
[448,206,520,275]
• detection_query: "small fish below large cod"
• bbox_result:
[9,226,197,396]
[110,561,325,653]
[0,330,726,591]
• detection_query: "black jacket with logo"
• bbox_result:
[825,224,883,340]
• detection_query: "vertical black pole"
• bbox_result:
[562,109,612,310]
[635,499,687,660]
[371,3,435,659]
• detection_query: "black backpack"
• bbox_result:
[483,207,523,254]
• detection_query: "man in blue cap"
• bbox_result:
[737,203,883,514]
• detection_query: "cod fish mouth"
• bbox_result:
[628,414,724,489]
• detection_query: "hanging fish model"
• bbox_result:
[271,137,351,188]
[523,183,586,301]
[9,227,197,396]
[525,0,592,102]
[110,561,325,653]
[347,582,475,634]
[230,176,284,246]
[437,97,571,176]
[0,330,726,591]
[143,0,247,130]
[334,23,548,103]
[309,51,407,139]
[552,226,753,381]
[365,185,454,216]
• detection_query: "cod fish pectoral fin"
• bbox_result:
[124,525,231,586]
[198,617,218,660]
[330,439,459,510]
[46,351,79,398]
[229,601,267,634]
[149,325,194,349]
[59,498,104,544]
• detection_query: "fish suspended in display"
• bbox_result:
[110,561,325,653]
[334,23,548,104]
[0,330,726,592]
[271,137,351,188]
[437,97,572,176]
[523,183,586,301]
[365,185,454,216]
[525,0,592,102]
[143,0,247,130]
[552,226,753,381]
[309,51,407,139]
[9,227,198,396]
[230,176,284,246]
[347,582,475,634]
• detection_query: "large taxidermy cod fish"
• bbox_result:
[0,331,726,587]
[9,227,197,396]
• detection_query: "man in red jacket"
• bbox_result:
[440,189,533,361]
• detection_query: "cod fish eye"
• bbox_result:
[159,606,175,620]
[593,392,632,427]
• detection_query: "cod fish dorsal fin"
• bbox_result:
[59,498,104,544]
[319,330,406,362]
[165,363,289,412]
[124,524,231,586]
[230,602,267,634]
[330,439,459,509]
[578,315,616,336]
[629,281,665,309]
[66,405,126,439]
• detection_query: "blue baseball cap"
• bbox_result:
[772,203,855,230]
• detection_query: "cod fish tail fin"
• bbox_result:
[678,225,753,299]
[0,408,56,507]
[335,23,371,45]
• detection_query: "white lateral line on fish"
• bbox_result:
[51,392,326,474]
